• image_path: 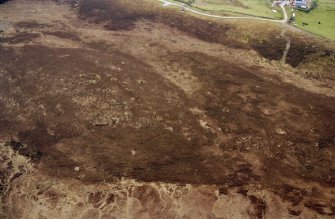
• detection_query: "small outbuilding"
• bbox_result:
[293,0,314,10]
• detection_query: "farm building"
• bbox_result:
[294,0,312,9]
[274,0,313,9]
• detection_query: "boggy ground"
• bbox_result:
[0,0,335,218]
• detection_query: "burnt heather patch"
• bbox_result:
[164,51,335,186]
[1,0,335,217]
[72,0,334,67]
[0,0,10,4]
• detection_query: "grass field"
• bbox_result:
[294,0,335,41]
[184,0,283,19]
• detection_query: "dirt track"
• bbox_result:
[0,0,335,218]
[159,0,288,23]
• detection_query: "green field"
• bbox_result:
[176,0,283,19]
[171,0,335,41]
[294,0,335,41]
